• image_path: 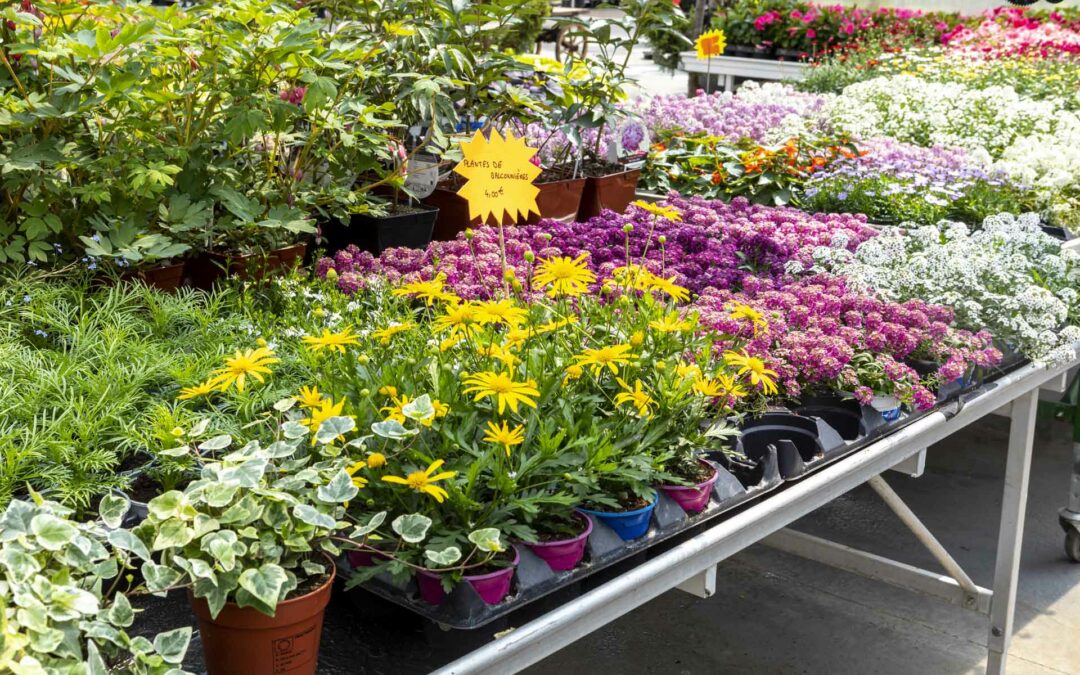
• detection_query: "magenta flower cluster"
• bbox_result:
[694,274,1001,409]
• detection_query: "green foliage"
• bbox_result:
[0,494,191,674]
[0,272,278,510]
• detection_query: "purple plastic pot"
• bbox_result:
[346,548,389,568]
[416,545,520,606]
[525,513,594,571]
[660,461,719,514]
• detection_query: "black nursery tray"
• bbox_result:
[347,361,1021,630]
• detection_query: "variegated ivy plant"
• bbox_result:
[0,493,191,675]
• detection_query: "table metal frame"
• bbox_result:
[434,355,1080,675]
[678,52,808,95]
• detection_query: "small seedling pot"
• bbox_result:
[416,546,520,606]
[525,512,594,572]
[577,496,657,541]
[660,460,719,514]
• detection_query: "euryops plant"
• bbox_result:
[0,494,191,673]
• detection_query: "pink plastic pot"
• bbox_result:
[525,513,593,572]
[660,461,719,514]
[416,546,520,606]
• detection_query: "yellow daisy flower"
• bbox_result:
[645,274,690,303]
[728,303,767,336]
[372,322,414,345]
[367,452,387,469]
[477,343,520,368]
[294,385,327,409]
[177,379,223,401]
[649,311,693,333]
[391,273,459,306]
[211,347,279,394]
[302,326,361,354]
[382,459,457,503]
[475,299,528,327]
[482,420,525,456]
[433,301,484,338]
[462,370,540,414]
[346,460,369,488]
[724,351,779,395]
[532,253,596,297]
[614,378,655,418]
[692,372,747,400]
[573,344,634,377]
[631,200,683,222]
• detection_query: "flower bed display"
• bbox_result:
[4,0,1080,669]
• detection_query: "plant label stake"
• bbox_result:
[453,129,541,294]
[696,29,726,95]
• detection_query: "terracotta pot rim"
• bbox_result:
[189,553,336,613]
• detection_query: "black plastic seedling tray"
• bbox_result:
[346,359,1025,629]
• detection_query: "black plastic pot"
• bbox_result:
[735,412,846,479]
[320,206,438,255]
[793,393,870,442]
[774,47,807,61]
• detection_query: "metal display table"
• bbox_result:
[679,52,809,95]
[433,353,1080,675]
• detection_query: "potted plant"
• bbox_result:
[0,494,192,673]
[130,411,365,675]
[79,217,191,292]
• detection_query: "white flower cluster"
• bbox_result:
[826,76,1080,227]
[814,212,1080,364]
[828,76,1062,157]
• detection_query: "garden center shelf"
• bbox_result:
[421,348,1080,675]
[347,356,1021,630]
[678,52,808,95]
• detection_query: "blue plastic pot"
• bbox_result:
[578,497,657,541]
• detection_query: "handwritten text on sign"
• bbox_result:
[454,129,541,224]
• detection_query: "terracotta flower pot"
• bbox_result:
[423,176,587,241]
[577,167,641,221]
[416,546,520,606]
[119,260,186,292]
[185,243,308,290]
[189,563,334,675]
[660,460,719,514]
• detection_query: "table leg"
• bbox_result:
[986,389,1038,674]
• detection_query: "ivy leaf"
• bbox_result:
[142,562,183,594]
[153,627,192,665]
[292,504,336,530]
[316,469,359,504]
[424,546,462,567]
[371,419,417,439]
[106,593,135,628]
[107,529,151,562]
[401,394,435,421]
[391,514,432,543]
[30,514,77,550]
[198,434,233,452]
[467,528,505,553]
[98,494,130,529]
[237,564,289,613]
[282,421,310,440]
[315,416,355,444]
[0,548,41,582]
[349,511,386,538]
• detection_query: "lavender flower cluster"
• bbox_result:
[626,84,832,144]
[316,196,878,300]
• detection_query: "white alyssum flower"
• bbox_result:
[815,212,1080,364]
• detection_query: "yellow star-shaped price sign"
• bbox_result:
[696,29,727,59]
[454,129,541,225]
